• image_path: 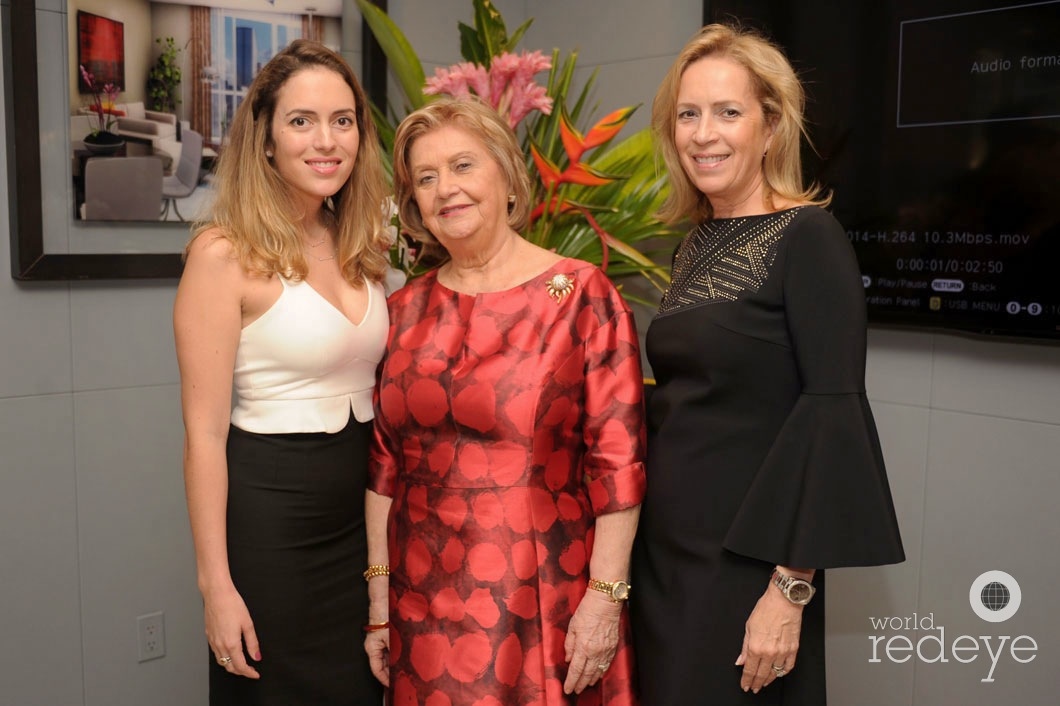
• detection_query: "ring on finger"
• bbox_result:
[771,663,786,677]
[218,656,233,666]
[598,662,610,671]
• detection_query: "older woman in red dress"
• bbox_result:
[363,98,645,705]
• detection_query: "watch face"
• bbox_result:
[613,582,630,601]
[788,581,813,604]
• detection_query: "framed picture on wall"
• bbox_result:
[77,11,125,92]
[4,0,372,281]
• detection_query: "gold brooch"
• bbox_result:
[546,272,576,303]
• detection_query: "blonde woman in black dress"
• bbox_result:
[632,24,905,705]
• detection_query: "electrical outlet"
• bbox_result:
[137,611,166,662]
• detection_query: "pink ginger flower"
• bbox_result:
[505,82,552,128]
[490,51,553,128]
[424,50,552,128]
[425,61,489,100]
[487,51,524,104]
[504,50,551,85]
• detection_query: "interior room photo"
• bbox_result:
[66,0,342,223]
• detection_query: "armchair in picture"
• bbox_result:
[114,101,178,143]
[81,156,164,221]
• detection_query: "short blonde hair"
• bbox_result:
[652,24,830,224]
[194,39,389,285]
[392,98,532,256]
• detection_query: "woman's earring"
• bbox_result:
[507,194,516,204]
[266,150,274,158]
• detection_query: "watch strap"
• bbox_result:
[587,578,630,602]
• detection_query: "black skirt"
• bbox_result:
[210,417,383,705]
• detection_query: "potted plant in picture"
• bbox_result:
[79,64,125,154]
[147,36,182,114]
[356,0,680,304]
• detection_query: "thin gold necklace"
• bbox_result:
[306,211,336,260]
[309,249,338,262]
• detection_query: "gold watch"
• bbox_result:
[587,578,631,602]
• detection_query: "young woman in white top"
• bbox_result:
[173,39,389,705]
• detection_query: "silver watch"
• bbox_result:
[771,569,815,605]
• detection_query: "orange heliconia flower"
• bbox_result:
[530,143,622,189]
[559,106,637,163]
[530,143,563,189]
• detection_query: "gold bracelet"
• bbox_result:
[363,621,390,632]
[363,564,390,581]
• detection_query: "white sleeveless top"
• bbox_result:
[230,276,388,434]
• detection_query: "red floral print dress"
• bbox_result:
[370,258,645,706]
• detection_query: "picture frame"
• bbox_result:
[77,10,125,93]
[5,2,183,279]
[5,1,386,281]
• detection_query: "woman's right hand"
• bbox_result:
[364,627,390,686]
[204,585,261,679]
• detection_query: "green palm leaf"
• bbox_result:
[354,0,425,111]
[504,20,533,52]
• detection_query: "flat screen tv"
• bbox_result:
[706,0,1060,339]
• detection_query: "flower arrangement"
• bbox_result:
[356,0,678,301]
[79,64,123,140]
[424,49,553,129]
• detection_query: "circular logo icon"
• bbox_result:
[969,570,1021,622]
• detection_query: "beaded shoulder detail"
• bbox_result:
[658,208,802,315]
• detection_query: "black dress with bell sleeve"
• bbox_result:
[632,206,904,706]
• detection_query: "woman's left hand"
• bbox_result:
[563,590,623,694]
[735,587,804,693]
[364,627,390,686]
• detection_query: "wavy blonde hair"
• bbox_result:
[191,39,389,284]
[391,97,532,261]
[653,24,830,224]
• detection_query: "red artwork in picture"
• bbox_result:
[77,11,125,92]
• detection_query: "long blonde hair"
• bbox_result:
[193,39,389,284]
[653,24,830,224]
